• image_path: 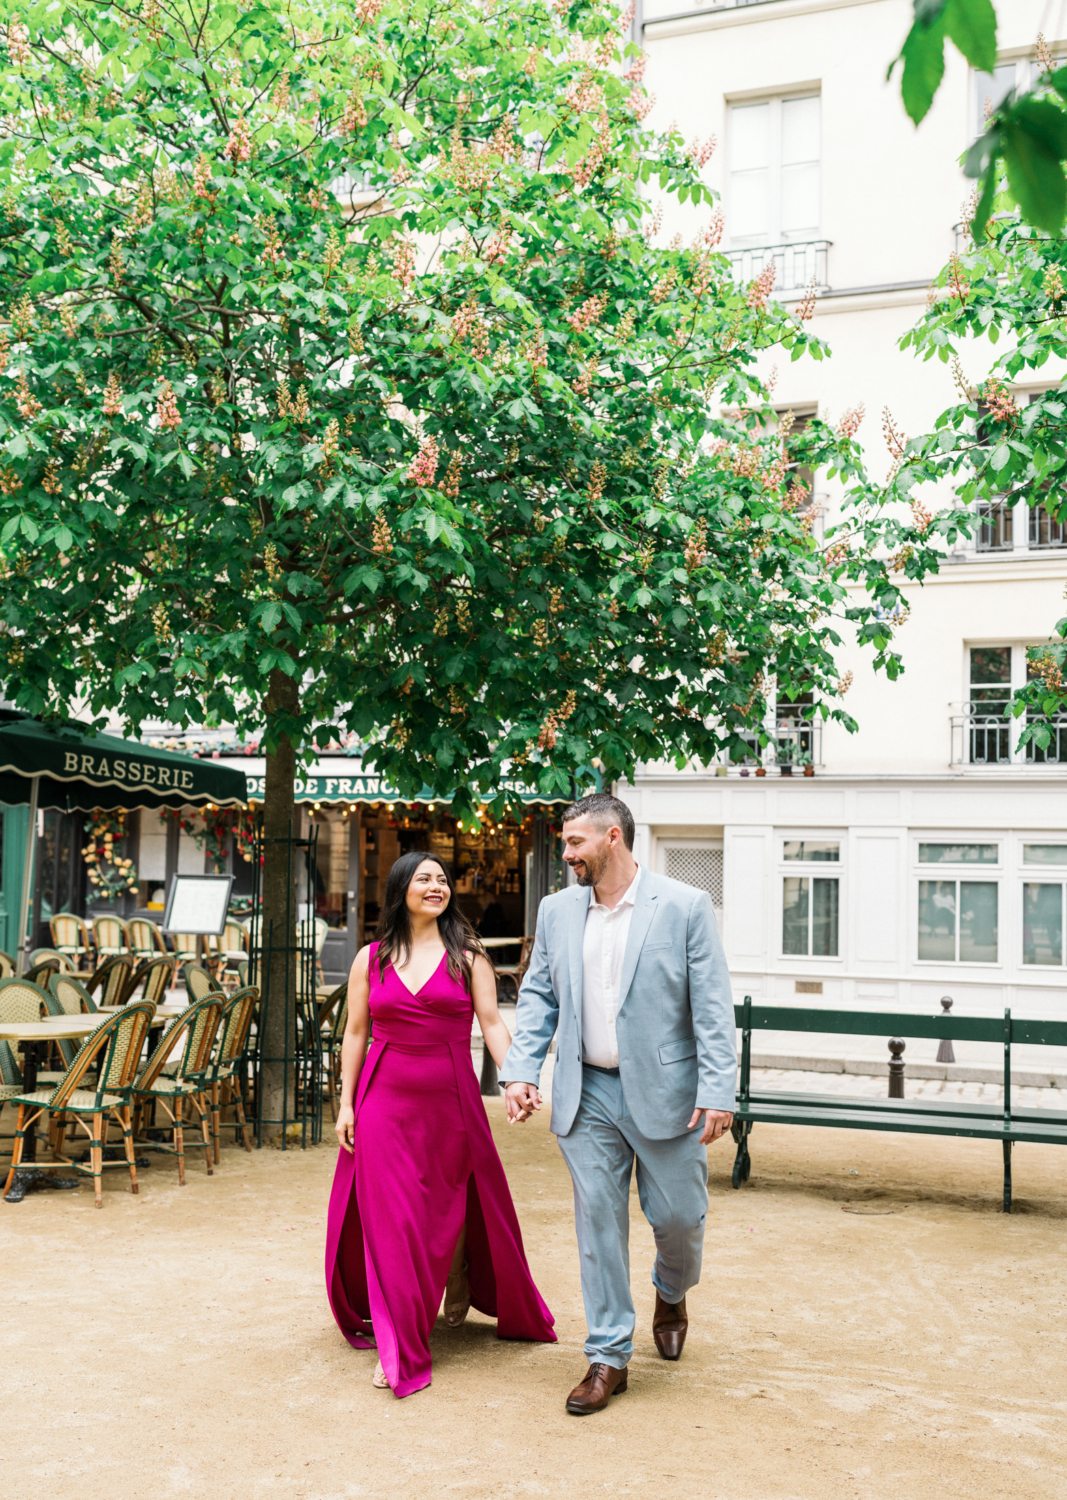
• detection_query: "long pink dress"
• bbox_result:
[325,944,556,1397]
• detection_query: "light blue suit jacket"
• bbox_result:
[502,870,737,1141]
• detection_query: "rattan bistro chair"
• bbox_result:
[127,917,168,962]
[200,986,258,1160]
[26,950,71,986]
[127,956,175,1007]
[86,955,135,1008]
[132,995,225,1183]
[183,963,222,1003]
[494,936,534,1003]
[92,914,130,959]
[0,951,14,979]
[3,1002,155,1208]
[50,914,94,968]
[48,972,97,1014]
[322,985,348,1122]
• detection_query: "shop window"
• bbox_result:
[917,879,998,962]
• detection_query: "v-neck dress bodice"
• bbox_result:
[325,942,556,1398]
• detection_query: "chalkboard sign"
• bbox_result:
[162,873,234,935]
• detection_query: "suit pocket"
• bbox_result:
[658,1035,697,1065]
[641,942,674,954]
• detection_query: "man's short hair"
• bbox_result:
[561,792,635,851]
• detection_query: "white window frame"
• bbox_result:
[963,642,1055,765]
[913,835,1002,967]
[971,55,1067,141]
[726,91,821,250]
[1020,843,1067,969]
[778,833,842,961]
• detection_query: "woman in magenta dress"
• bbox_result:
[326,850,556,1397]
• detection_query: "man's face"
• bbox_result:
[562,816,614,887]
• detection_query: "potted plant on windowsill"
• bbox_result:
[794,750,815,778]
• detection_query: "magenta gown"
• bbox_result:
[325,944,556,1397]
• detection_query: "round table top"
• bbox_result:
[480,937,525,948]
[0,1012,168,1042]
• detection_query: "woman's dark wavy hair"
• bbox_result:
[374,850,484,989]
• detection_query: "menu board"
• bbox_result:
[162,874,234,935]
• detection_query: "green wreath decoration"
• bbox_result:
[83,810,138,900]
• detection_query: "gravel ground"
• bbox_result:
[1,1087,1066,1500]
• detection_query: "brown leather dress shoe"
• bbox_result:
[565,1362,628,1415]
[653,1292,689,1360]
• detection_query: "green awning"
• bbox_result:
[0,711,247,811]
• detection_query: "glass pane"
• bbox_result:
[1024,845,1067,865]
[783,840,840,862]
[918,843,998,864]
[730,102,771,171]
[918,880,956,961]
[730,169,770,240]
[970,646,1011,684]
[781,162,820,236]
[781,95,820,164]
[782,876,809,955]
[973,63,1016,136]
[812,878,839,957]
[960,881,998,962]
[1023,883,1063,965]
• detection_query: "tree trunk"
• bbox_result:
[260,668,299,1138]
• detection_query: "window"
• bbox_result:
[1023,844,1067,865]
[1023,882,1065,965]
[728,94,820,247]
[918,880,998,962]
[968,647,1011,763]
[919,842,998,865]
[1029,501,1067,549]
[971,63,1017,136]
[976,500,1013,552]
[781,837,839,956]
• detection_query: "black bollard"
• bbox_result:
[936,997,956,1063]
[479,1041,499,1097]
[888,1037,906,1098]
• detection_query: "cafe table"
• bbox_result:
[0,1012,168,1199]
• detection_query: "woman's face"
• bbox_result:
[406,859,452,921]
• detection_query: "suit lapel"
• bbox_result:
[568,884,590,1020]
[616,876,658,1016]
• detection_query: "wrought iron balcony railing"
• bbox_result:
[950,704,1067,765]
[725,239,830,295]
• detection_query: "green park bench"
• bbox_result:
[729,998,1067,1213]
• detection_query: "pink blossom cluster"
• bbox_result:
[523,48,542,77]
[686,136,716,168]
[760,456,786,491]
[6,18,30,66]
[102,372,123,417]
[796,276,817,321]
[628,88,655,121]
[156,379,181,431]
[642,203,663,242]
[537,711,558,751]
[523,326,548,369]
[572,359,597,398]
[564,72,604,117]
[571,112,611,189]
[684,519,707,572]
[982,376,1018,424]
[371,511,393,555]
[566,294,607,334]
[824,542,849,570]
[484,224,513,265]
[356,0,384,19]
[16,373,40,421]
[747,260,776,311]
[193,155,212,197]
[339,88,368,134]
[623,49,647,84]
[698,212,724,250]
[407,433,439,487]
[835,403,865,439]
[392,236,416,291]
[910,499,933,535]
[224,117,252,165]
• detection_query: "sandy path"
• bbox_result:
[1,1100,1065,1500]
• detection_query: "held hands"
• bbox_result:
[505,1081,542,1125]
[335,1103,355,1154]
[688,1108,734,1146]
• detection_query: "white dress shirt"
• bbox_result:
[581,865,641,1068]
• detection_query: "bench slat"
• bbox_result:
[735,1101,1067,1145]
[745,1088,1067,1128]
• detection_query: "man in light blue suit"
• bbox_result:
[502,793,736,1416]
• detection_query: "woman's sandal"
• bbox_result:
[444,1261,471,1327]
[372,1360,390,1389]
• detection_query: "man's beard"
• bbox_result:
[572,849,608,887]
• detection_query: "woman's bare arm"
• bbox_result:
[335,946,372,1153]
[470,952,512,1069]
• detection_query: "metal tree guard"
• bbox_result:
[248,820,323,1148]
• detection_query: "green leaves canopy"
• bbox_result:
[0,0,923,816]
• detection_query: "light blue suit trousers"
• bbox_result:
[558,1065,708,1368]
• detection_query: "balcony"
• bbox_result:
[950,704,1067,766]
[725,239,831,296]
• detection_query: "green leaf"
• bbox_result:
[943,0,996,73]
[1002,111,1067,233]
[898,14,946,124]
[990,442,1011,472]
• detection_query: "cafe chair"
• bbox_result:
[49,914,94,968]
[132,994,225,1184]
[0,950,15,978]
[26,950,72,985]
[205,921,248,987]
[321,985,348,1122]
[86,955,136,1008]
[128,918,168,963]
[168,934,202,992]
[0,1039,23,1139]
[200,986,258,1160]
[48,972,97,1014]
[92,914,130,960]
[183,963,222,1002]
[2,1002,155,1208]
[494,936,534,1003]
[126,955,175,1007]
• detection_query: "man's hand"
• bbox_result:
[505,1081,542,1124]
[687,1108,734,1146]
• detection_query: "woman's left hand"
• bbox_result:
[335,1103,355,1153]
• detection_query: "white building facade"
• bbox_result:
[623,0,1067,1018]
